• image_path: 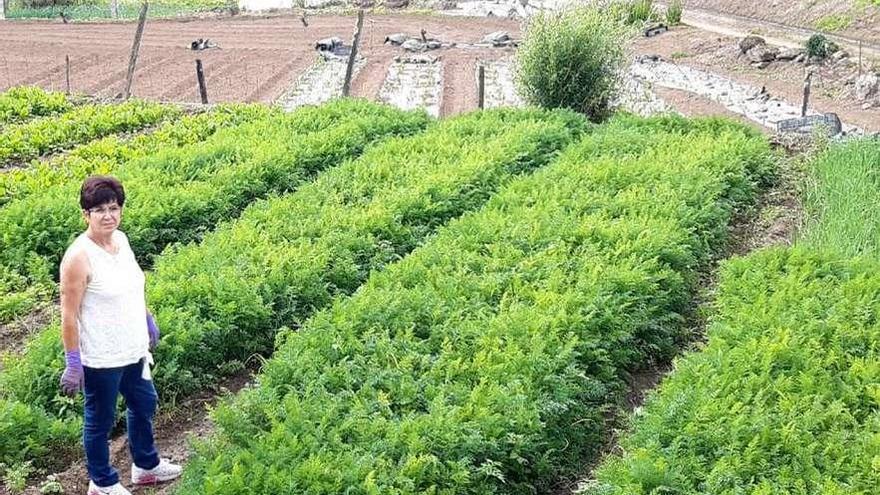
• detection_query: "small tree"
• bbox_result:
[515,6,627,122]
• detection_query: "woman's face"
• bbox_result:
[82,201,122,235]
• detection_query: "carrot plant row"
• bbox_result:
[175,115,772,494]
[589,248,880,495]
[0,105,584,472]
[0,99,176,165]
[0,103,273,207]
[0,87,72,127]
[590,137,880,495]
[0,100,425,325]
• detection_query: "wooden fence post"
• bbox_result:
[477,64,485,109]
[123,2,149,100]
[801,69,813,117]
[111,0,119,19]
[196,59,208,104]
[65,55,71,94]
[1,0,6,21]
[341,9,365,97]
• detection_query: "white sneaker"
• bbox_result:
[87,481,132,495]
[130,458,182,485]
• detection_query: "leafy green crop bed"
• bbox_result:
[590,137,880,495]
[0,100,424,325]
[0,105,584,472]
[175,115,772,494]
[590,248,880,495]
[0,99,176,165]
[0,87,73,128]
[0,104,272,207]
[0,105,271,323]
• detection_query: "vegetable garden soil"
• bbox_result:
[0,13,517,115]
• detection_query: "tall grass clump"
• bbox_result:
[666,0,683,25]
[516,5,627,122]
[801,138,880,257]
[626,0,655,24]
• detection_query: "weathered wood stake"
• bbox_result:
[123,2,149,100]
[196,59,208,104]
[341,9,365,98]
[0,0,6,20]
[801,69,813,117]
[477,64,485,109]
[65,55,71,94]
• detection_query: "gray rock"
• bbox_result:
[401,39,426,52]
[776,48,804,61]
[751,61,772,69]
[832,50,849,61]
[385,33,408,45]
[739,35,765,54]
[426,40,442,50]
[482,31,511,45]
[855,73,880,100]
[747,45,778,63]
[794,53,806,63]
[315,37,343,51]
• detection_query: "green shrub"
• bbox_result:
[0,100,175,165]
[590,248,880,495]
[805,33,839,58]
[0,87,72,126]
[801,138,880,257]
[665,0,682,25]
[515,6,626,121]
[176,116,772,494]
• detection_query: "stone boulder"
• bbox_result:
[739,35,765,54]
[482,31,511,46]
[401,39,426,52]
[776,48,804,61]
[747,44,778,63]
[384,33,408,46]
[856,73,880,100]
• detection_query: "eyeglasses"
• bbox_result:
[87,205,122,216]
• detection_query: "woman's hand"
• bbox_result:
[147,312,160,350]
[60,350,84,396]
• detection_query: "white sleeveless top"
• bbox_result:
[63,230,149,368]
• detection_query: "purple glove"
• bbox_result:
[147,312,159,350]
[60,350,84,397]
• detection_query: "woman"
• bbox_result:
[60,176,181,495]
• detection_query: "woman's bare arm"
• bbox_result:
[60,251,88,352]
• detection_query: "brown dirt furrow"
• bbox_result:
[244,51,313,103]
[349,52,394,100]
[0,14,520,103]
[156,51,249,101]
[439,51,479,117]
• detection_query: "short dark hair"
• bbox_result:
[80,176,125,211]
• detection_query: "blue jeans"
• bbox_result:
[83,359,160,487]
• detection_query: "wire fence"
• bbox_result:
[4,0,233,20]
